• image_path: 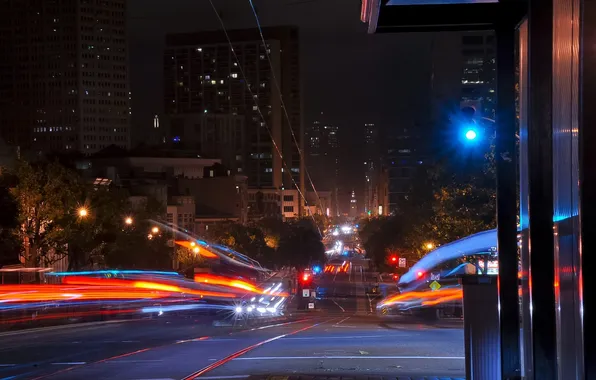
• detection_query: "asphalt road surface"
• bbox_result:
[0,263,464,380]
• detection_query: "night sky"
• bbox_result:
[128,0,438,202]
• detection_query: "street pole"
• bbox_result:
[495,10,521,379]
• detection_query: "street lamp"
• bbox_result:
[193,247,200,254]
[190,241,196,247]
[124,217,133,225]
[78,207,88,217]
[151,226,159,234]
[425,242,435,250]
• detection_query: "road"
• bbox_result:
[0,262,464,380]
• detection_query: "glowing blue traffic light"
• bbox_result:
[465,129,478,140]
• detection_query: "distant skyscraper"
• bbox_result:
[349,189,359,218]
[307,112,340,215]
[364,123,380,215]
[0,0,131,154]
[460,33,496,119]
[163,27,303,199]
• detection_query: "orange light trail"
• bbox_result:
[382,288,462,307]
[175,241,218,258]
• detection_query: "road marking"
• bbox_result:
[182,318,339,380]
[199,376,250,379]
[0,364,16,367]
[334,316,350,325]
[51,362,86,365]
[331,299,345,312]
[283,335,387,340]
[122,340,140,343]
[233,356,465,360]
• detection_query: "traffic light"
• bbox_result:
[390,256,397,263]
[464,128,478,140]
[301,273,312,285]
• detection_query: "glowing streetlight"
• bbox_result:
[425,242,435,250]
[124,217,133,225]
[193,247,200,254]
[78,207,88,217]
[190,241,196,247]
[151,226,159,234]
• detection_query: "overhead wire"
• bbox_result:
[247,0,328,226]
[207,0,322,237]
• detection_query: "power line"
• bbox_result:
[247,0,328,223]
[207,0,322,236]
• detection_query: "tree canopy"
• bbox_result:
[359,154,496,272]
[3,160,169,270]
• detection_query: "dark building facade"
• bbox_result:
[163,26,303,197]
[0,0,130,154]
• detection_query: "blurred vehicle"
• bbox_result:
[377,229,498,319]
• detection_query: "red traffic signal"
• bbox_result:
[390,256,397,262]
[301,273,312,283]
[417,271,424,278]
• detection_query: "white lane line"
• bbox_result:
[199,376,250,379]
[51,362,86,365]
[336,316,350,325]
[233,356,465,360]
[0,364,16,367]
[121,340,140,343]
[332,299,345,312]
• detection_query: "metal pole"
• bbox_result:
[495,14,521,380]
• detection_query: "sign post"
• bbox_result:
[398,257,406,268]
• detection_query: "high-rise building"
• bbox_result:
[163,27,303,206]
[306,112,340,215]
[349,189,359,218]
[385,122,423,214]
[460,33,496,119]
[363,123,379,215]
[0,0,131,154]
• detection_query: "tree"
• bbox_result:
[205,221,275,267]
[0,182,20,265]
[9,160,171,270]
[10,160,83,266]
[359,152,497,271]
[277,219,325,269]
[100,196,171,270]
